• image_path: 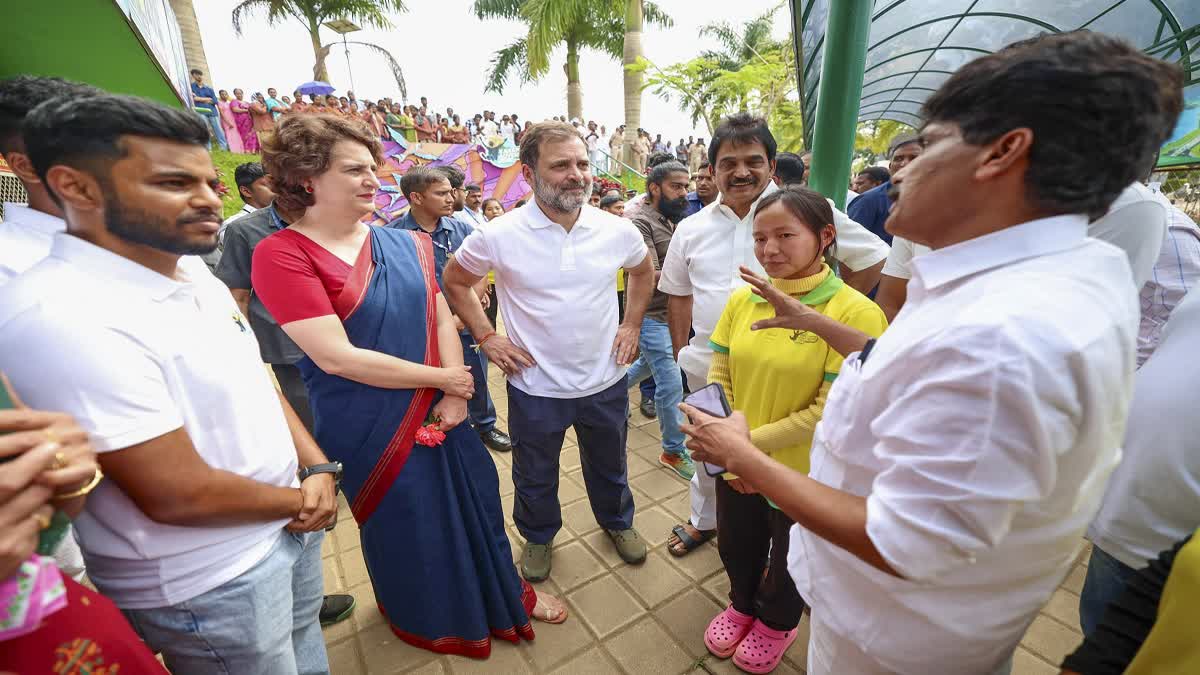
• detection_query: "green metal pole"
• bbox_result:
[808,0,873,211]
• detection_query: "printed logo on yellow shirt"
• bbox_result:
[789,329,819,344]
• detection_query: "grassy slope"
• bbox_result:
[211,149,262,218]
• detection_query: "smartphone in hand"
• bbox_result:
[682,383,732,477]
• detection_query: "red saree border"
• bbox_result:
[377,603,535,661]
[332,229,376,321]
[349,231,442,525]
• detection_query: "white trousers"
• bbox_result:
[684,369,719,531]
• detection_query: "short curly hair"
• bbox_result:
[262,113,383,212]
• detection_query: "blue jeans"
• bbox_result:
[460,333,496,432]
[200,112,229,151]
[625,317,686,454]
[122,531,329,675]
[1079,544,1138,637]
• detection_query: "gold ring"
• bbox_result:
[51,451,68,470]
[32,512,51,530]
[53,468,104,501]
[44,428,59,444]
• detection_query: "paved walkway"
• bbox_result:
[321,366,1089,674]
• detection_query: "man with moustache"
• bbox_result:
[0,93,336,673]
[441,121,655,582]
[685,160,717,217]
[848,134,922,244]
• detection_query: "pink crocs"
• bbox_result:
[732,619,798,674]
[704,606,755,658]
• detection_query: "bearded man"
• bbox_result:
[442,122,655,583]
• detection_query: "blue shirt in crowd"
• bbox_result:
[847,180,893,245]
[385,211,475,287]
[190,82,217,117]
[685,191,705,217]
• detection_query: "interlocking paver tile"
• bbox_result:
[602,618,694,675]
[631,470,688,502]
[632,505,681,548]
[548,647,622,675]
[346,583,383,629]
[653,587,722,658]
[327,636,364,675]
[548,540,609,592]
[1020,615,1082,666]
[1041,589,1083,634]
[567,575,646,638]
[1061,563,1087,595]
[323,555,345,594]
[341,550,371,589]
[357,622,435,674]
[1012,646,1059,675]
[524,609,599,671]
[580,530,628,569]
[559,473,589,505]
[563,499,603,537]
[614,550,691,609]
[334,520,363,553]
[668,539,724,581]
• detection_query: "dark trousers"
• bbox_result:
[459,333,497,432]
[507,379,635,544]
[273,363,315,435]
[716,477,806,631]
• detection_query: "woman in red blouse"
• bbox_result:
[251,114,566,659]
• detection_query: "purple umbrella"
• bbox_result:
[296,81,336,96]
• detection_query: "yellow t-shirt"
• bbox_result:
[616,269,625,292]
[708,267,887,475]
[1127,530,1200,675]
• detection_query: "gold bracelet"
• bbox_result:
[53,468,104,501]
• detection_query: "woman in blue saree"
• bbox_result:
[252,114,567,659]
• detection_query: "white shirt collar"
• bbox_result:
[50,232,192,302]
[714,181,778,223]
[241,204,257,215]
[526,200,596,230]
[911,214,1089,291]
[2,203,66,236]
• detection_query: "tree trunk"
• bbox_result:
[565,38,583,121]
[622,0,644,170]
[309,23,330,82]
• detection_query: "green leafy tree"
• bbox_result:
[698,4,785,71]
[232,0,409,98]
[854,119,915,163]
[635,45,804,152]
[474,0,671,121]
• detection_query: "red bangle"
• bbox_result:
[476,331,498,348]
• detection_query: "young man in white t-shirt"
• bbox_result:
[0,93,337,674]
[443,122,655,583]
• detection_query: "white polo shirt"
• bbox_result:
[455,201,648,398]
[882,182,1168,289]
[790,215,1138,674]
[1088,288,1200,569]
[0,234,299,609]
[0,203,66,284]
[657,181,889,380]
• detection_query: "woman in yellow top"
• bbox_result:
[702,187,887,674]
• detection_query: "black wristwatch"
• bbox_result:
[298,462,343,492]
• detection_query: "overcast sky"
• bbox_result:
[191,0,791,140]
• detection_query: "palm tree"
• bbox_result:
[699,4,785,71]
[474,0,671,122]
[231,0,409,98]
[621,0,643,167]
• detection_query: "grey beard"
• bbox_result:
[533,174,591,213]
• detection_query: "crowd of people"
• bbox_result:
[1,28,1199,675]
[187,67,706,181]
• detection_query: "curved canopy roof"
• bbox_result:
[794,0,1200,144]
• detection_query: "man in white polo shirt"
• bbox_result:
[0,93,338,674]
[658,113,890,556]
[443,121,655,582]
[679,31,1184,674]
